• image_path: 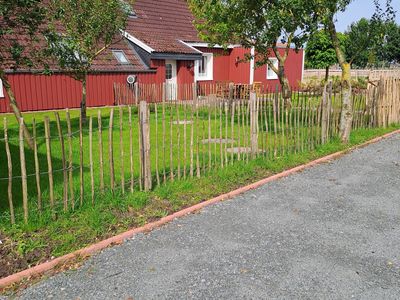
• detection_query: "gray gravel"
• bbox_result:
[10,134,400,299]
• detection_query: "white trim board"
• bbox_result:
[184,42,240,49]
[179,40,203,54]
[122,31,154,53]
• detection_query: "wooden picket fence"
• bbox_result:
[1,80,399,225]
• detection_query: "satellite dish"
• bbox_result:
[127,75,136,84]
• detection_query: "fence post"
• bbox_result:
[321,82,329,144]
[249,92,258,158]
[19,118,29,224]
[4,118,15,224]
[44,117,55,219]
[228,82,234,110]
[139,100,152,191]
[55,112,68,211]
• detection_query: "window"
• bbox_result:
[195,53,213,81]
[165,63,172,80]
[267,58,279,80]
[0,79,4,98]
[112,50,129,64]
[199,56,207,75]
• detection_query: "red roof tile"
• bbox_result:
[126,0,202,54]
[92,37,149,72]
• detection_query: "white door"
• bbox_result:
[165,60,177,100]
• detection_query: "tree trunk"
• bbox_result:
[80,74,87,123]
[0,71,34,149]
[278,67,292,108]
[325,66,329,82]
[338,63,352,143]
[327,18,353,143]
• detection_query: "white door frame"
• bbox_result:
[165,60,177,100]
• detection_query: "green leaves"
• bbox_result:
[0,0,47,70]
[189,0,318,53]
[305,30,343,69]
[46,0,131,78]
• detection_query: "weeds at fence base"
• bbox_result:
[0,125,399,286]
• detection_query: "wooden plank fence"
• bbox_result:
[1,80,399,225]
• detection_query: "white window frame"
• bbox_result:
[0,79,4,98]
[195,53,213,81]
[266,58,279,80]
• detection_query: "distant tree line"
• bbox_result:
[306,18,400,72]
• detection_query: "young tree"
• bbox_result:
[316,0,394,143]
[0,0,48,148]
[46,0,131,121]
[305,30,347,80]
[189,0,318,104]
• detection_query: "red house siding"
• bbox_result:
[196,47,231,83]
[229,48,251,84]
[0,72,158,113]
[253,48,304,89]
[0,48,304,113]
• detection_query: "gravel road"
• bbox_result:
[10,134,400,299]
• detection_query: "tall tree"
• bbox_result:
[305,30,347,80]
[0,0,48,148]
[189,0,318,103]
[315,0,394,143]
[46,0,132,121]
[345,17,389,68]
[316,0,354,143]
[345,18,375,68]
[379,21,400,65]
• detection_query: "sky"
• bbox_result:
[336,0,400,32]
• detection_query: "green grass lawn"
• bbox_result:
[0,100,327,217]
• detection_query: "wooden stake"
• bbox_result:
[44,117,55,219]
[176,100,181,179]
[219,99,224,167]
[190,86,195,177]
[139,101,152,191]
[89,117,95,205]
[79,115,84,205]
[19,118,29,223]
[231,100,235,164]
[97,110,104,194]
[169,98,174,181]
[109,108,115,193]
[224,100,229,165]
[4,118,15,224]
[128,107,134,192]
[183,99,187,178]
[273,87,278,157]
[119,107,125,194]
[32,118,42,213]
[55,112,68,211]
[155,103,160,186]
[162,84,167,183]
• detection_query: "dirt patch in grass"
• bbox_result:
[0,232,52,279]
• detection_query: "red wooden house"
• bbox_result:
[0,0,304,113]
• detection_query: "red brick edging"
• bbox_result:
[1,129,399,289]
